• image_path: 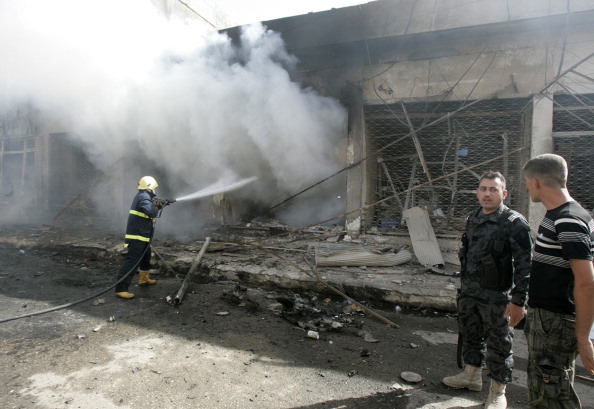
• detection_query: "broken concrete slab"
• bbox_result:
[402,206,444,267]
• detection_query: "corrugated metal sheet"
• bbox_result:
[315,246,411,267]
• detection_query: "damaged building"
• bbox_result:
[223,0,594,240]
[1,0,593,247]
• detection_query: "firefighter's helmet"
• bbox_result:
[138,176,158,191]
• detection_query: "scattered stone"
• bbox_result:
[267,302,284,313]
[221,285,260,311]
[330,321,343,329]
[358,330,379,343]
[216,311,229,316]
[400,371,423,383]
[307,330,320,340]
[389,381,414,390]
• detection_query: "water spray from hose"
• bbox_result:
[175,176,257,202]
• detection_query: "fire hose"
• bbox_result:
[0,198,175,324]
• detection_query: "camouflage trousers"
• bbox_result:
[524,307,581,408]
[458,294,514,383]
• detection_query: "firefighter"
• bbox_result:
[115,176,163,299]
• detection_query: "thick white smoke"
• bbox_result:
[0,0,347,232]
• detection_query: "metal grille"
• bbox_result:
[365,97,530,234]
[553,93,594,213]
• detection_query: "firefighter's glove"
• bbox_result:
[154,198,164,209]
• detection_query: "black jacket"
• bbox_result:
[124,190,159,245]
[459,205,533,306]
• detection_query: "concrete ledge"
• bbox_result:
[0,229,459,312]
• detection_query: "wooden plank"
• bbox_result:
[569,68,594,84]
[402,159,418,219]
[366,109,523,120]
[171,237,211,305]
[402,206,444,267]
[553,131,594,138]
[378,157,404,210]
[401,102,432,182]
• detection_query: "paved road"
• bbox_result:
[1,244,593,409]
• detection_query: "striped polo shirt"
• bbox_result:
[528,201,594,314]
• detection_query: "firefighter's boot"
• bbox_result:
[485,379,507,409]
[139,271,157,285]
[442,365,483,391]
[115,292,135,299]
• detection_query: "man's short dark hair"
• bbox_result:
[479,170,506,189]
[523,153,567,188]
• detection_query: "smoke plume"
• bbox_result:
[0,0,347,234]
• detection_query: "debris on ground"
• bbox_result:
[358,329,379,343]
[427,266,460,277]
[220,284,261,312]
[272,293,376,340]
[400,371,423,383]
[306,330,320,339]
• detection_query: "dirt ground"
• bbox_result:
[1,228,593,409]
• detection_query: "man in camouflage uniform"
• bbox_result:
[443,171,532,409]
[523,154,594,408]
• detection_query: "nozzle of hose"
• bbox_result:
[155,198,176,208]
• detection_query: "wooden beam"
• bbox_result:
[553,131,594,138]
[377,157,404,210]
[366,109,523,120]
[401,102,432,182]
[569,68,594,83]
[171,237,211,306]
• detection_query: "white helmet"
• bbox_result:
[138,176,158,191]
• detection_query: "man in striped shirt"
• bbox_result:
[523,153,594,408]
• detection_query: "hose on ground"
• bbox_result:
[0,239,151,324]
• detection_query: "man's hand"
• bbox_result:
[578,338,594,376]
[504,303,526,328]
[570,258,594,375]
[154,198,163,209]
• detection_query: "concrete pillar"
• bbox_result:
[527,94,554,234]
[345,88,366,237]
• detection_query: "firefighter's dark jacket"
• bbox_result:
[124,189,159,245]
[459,205,533,306]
